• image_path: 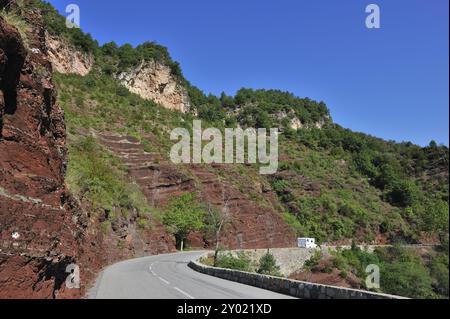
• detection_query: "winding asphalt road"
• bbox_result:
[89,251,294,299]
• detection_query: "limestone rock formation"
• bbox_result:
[45,33,93,76]
[118,60,191,113]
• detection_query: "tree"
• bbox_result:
[101,41,118,56]
[257,250,281,276]
[384,179,419,207]
[204,201,231,266]
[220,92,235,109]
[162,193,205,251]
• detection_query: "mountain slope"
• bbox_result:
[0,0,448,298]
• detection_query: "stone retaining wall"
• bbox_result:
[221,248,316,276]
[188,259,407,299]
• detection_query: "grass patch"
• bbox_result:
[66,135,150,214]
[0,9,31,49]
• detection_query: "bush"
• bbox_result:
[329,245,448,298]
[215,252,251,272]
[383,179,419,207]
[257,251,281,276]
[381,261,435,298]
[304,251,322,271]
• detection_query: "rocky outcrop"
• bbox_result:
[290,117,303,130]
[0,5,101,299]
[118,60,190,113]
[45,33,93,76]
[0,13,26,136]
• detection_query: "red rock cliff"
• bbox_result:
[0,2,101,299]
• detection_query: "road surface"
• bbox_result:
[89,251,294,299]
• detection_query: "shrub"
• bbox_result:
[257,251,281,276]
[380,261,435,299]
[215,252,251,272]
[304,251,322,271]
[383,179,420,207]
[329,245,447,298]
[137,218,152,230]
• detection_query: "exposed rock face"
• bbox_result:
[74,132,177,264]
[290,117,303,130]
[1,11,177,295]
[0,3,184,298]
[45,33,93,76]
[98,132,295,250]
[0,14,25,136]
[118,60,190,113]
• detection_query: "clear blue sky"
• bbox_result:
[47,0,449,146]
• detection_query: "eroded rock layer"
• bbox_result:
[0,4,100,299]
[98,132,295,249]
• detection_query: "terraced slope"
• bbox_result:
[96,132,295,249]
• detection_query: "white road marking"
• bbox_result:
[174,287,195,299]
[149,264,157,276]
[158,277,170,285]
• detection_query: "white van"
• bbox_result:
[298,238,317,249]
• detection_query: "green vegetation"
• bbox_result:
[303,250,323,272]
[327,244,449,299]
[203,250,282,277]
[162,193,206,251]
[257,251,281,276]
[214,252,252,272]
[273,124,449,244]
[30,0,97,53]
[30,1,183,77]
[98,41,182,76]
[54,71,188,149]
[187,87,331,130]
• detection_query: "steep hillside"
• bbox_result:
[55,71,295,250]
